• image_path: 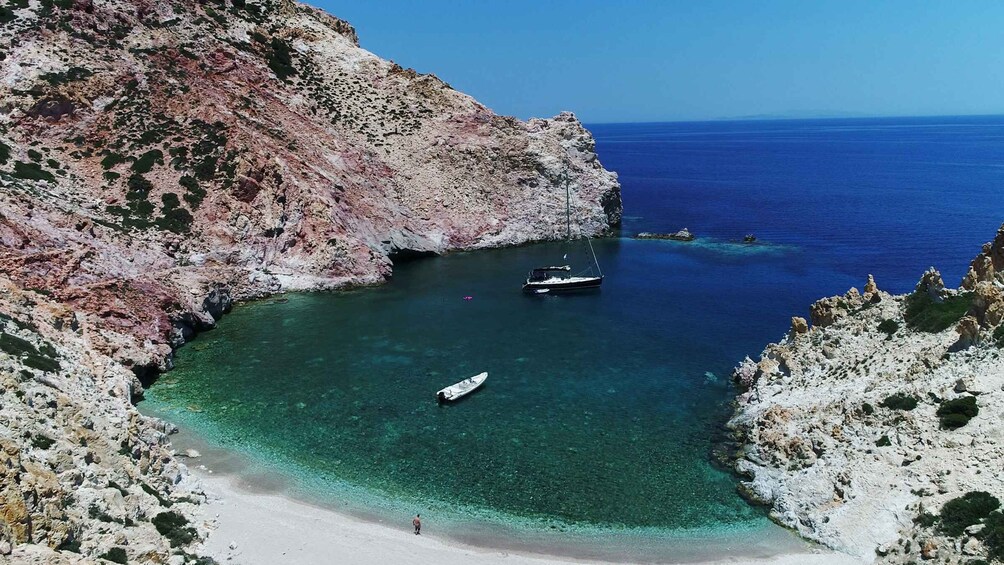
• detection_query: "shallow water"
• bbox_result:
[144,116,1004,559]
[148,238,781,530]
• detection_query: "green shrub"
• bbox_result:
[904,292,974,333]
[937,396,978,430]
[880,393,918,411]
[99,547,128,564]
[27,149,42,161]
[940,491,1000,536]
[154,193,193,233]
[861,402,874,415]
[41,67,93,85]
[179,175,206,209]
[982,511,1004,561]
[152,511,196,547]
[101,152,127,170]
[0,332,38,357]
[23,354,60,373]
[875,435,891,447]
[877,319,899,337]
[31,435,55,449]
[13,161,55,182]
[131,149,163,174]
[914,511,937,527]
[267,37,297,81]
[994,324,1004,348]
[0,140,9,164]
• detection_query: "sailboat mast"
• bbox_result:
[565,175,571,241]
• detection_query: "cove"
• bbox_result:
[142,116,1004,559]
[142,237,820,558]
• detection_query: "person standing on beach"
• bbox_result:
[413,514,421,535]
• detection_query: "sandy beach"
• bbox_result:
[188,464,864,565]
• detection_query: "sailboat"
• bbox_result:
[522,176,604,294]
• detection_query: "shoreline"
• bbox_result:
[165,427,863,565]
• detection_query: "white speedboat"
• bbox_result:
[436,372,487,403]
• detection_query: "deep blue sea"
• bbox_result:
[143,115,1004,561]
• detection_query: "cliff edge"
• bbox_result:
[0,0,621,562]
[730,224,1004,563]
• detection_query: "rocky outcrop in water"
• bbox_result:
[730,224,1004,563]
[0,0,621,561]
[636,228,694,241]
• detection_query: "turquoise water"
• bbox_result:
[144,116,1004,557]
[147,239,774,532]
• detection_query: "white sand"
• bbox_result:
[191,469,865,565]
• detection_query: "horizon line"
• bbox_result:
[577,111,1004,127]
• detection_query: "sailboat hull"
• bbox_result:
[522,275,603,293]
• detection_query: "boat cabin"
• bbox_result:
[527,265,572,282]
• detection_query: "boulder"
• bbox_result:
[790,317,809,336]
[810,296,847,327]
[955,315,981,347]
[920,539,938,560]
[962,536,983,556]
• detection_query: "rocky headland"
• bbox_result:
[0,0,620,562]
[730,225,1004,563]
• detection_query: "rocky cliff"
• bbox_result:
[730,225,1004,563]
[0,0,621,561]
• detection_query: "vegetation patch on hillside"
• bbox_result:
[0,321,62,373]
[880,392,918,411]
[904,292,973,333]
[936,396,978,430]
[877,318,899,338]
[152,511,197,547]
[939,491,1000,536]
[12,161,55,182]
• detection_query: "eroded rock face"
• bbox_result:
[962,224,1004,289]
[955,315,981,346]
[730,223,1004,563]
[863,274,882,303]
[790,316,809,336]
[0,0,622,561]
[915,267,947,301]
[969,281,1004,328]
[809,296,847,327]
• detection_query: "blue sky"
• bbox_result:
[316,1,1004,123]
